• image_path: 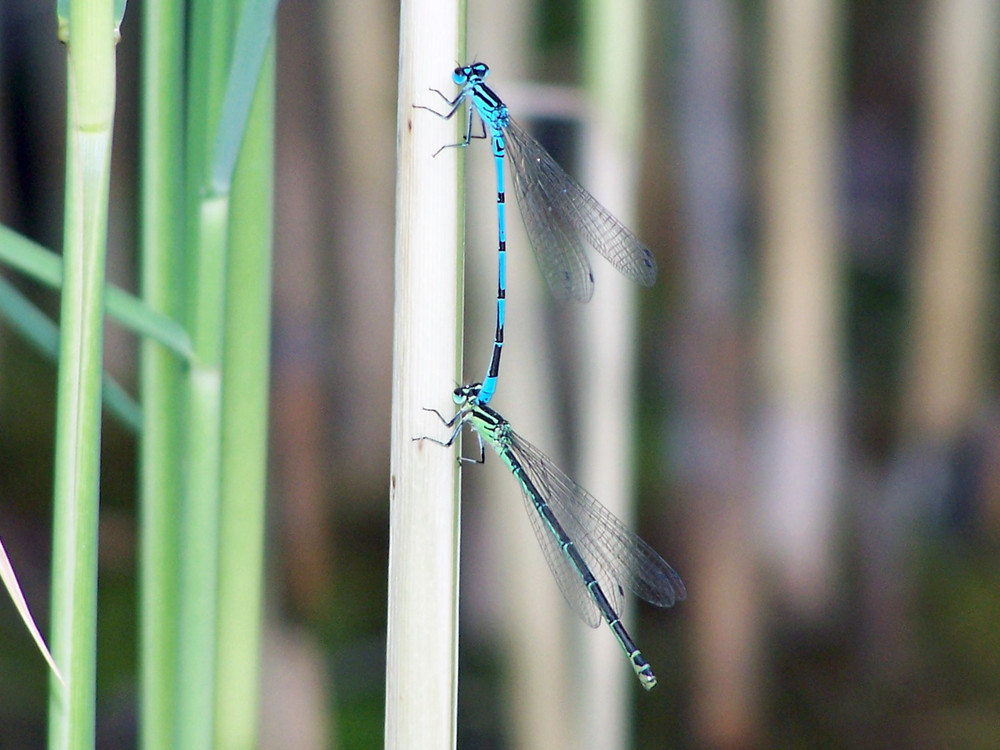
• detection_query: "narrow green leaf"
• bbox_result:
[115,0,128,29]
[106,284,193,360]
[209,0,280,193]
[57,0,68,35]
[0,224,193,359]
[0,276,142,432]
[100,376,143,433]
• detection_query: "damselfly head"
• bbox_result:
[453,62,489,86]
[452,383,483,404]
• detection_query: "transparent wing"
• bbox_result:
[517,478,603,628]
[505,120,594,301]
[480,414,602,626]
[504,117,658,302]
[508,427,686,611]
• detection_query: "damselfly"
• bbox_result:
[416,63,657,405]
[419,383,684,689]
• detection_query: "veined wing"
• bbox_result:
[508,426,686,611]
[505,117,657,302]
[491,433,603,627]
[516,467,603,628]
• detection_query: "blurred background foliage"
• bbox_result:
[2,0,1000,748]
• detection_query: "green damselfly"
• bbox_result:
[420,383,685,689]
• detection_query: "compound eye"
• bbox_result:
[471,62,489,78]
[452,67,467,84]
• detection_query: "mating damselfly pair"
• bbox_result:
[417,64,684,690]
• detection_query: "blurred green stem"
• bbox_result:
[214,45,274,750]
[174,0,233,744]
[138,0,186,746]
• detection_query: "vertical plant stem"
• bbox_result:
[48,0,117,748]
[385,0,464,746]
[174,1,234,746]
[214,43,274,750]
[139,0,186,747]
[176,194,229,750]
